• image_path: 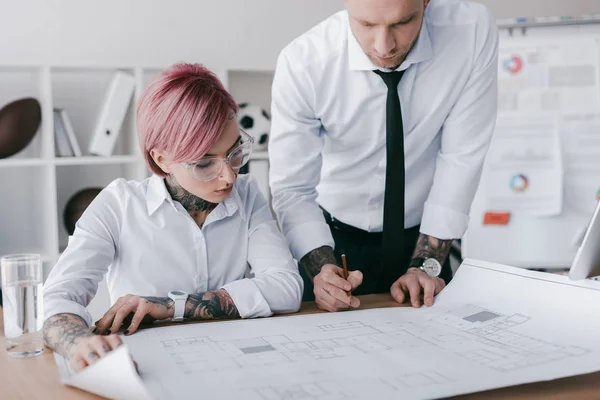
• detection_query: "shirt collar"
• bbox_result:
[206,184,247,223]
[145,174,247,222]
[146,174,172,216]
[347,13,433,72]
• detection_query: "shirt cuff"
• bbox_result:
[221,279,273,319]
[44,298,93,327]
[420,201,470,240]
[285,221,335,261]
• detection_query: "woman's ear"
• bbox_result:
[150,149,171,174]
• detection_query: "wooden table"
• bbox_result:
[1,294,599,399]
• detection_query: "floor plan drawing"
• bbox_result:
[153,302,589,379]
[117,260,600,400]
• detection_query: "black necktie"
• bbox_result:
[374,69,406,285]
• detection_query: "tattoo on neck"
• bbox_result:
[165,175,217,212]
[43,314,93,357]
[300,246,338,279]
[412,234,453,265]
[184,289,239,320]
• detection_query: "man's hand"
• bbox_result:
[390,268,445,308]
[314,264,363,312]
[95,295,174,335]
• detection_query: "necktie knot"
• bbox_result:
[373,69,405,89]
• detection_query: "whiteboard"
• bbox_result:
[463,23,600,269]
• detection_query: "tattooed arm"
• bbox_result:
[411,233,454,266]
[43,313,123,372]
[184,289,240,320]
[43,313,93,355]
[93,291,240,336]
[299,245,338,279]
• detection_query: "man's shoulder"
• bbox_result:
[427,0,495,29]
[426,0,497,61]
[278,10,348,71]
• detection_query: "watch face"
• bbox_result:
[171,290,186,296]
[422,258,442,277]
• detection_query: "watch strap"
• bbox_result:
[408,257,426,270]
[172,298,185,321]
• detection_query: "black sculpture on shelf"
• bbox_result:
[0,97,42,158]
[63,188,103,235]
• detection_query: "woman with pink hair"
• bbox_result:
[42,63,303,371]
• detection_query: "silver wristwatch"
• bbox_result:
[410,257,442,277]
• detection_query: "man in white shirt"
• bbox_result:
[269,0,498,311]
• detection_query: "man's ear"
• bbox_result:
[150,149,171,174]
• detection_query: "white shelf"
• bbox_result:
[250,151,269,161]
[54,155,142,166]
[1,64,274,281]
[0,158,47,168]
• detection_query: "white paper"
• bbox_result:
[114,260,600,400]
[498,38,600,114]
[562,113,600,214]
[54,345,152,400]
[484,115,563,216]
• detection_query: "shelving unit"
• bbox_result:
[226,70,275,202]
[0,65,274,280]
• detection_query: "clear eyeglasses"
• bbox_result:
[181,130,254,182]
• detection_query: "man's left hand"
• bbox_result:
[390,268,445,308]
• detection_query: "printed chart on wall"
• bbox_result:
[486,37,600,217]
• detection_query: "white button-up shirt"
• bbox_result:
[43,174,303,326]
[269,1,499,260]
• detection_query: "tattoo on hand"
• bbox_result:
[142,296,174,309]
[412,234,453,265]
[43,314,93,357]
[300,246,337,279]
[184,289,240,320]
[165,174,218,213]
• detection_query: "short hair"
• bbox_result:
[137,63,237,176]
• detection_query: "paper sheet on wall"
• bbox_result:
[487,37,600,217]
[56,259,600,400]
[483,115,563,216]
[562,114,600,215]
[498,38,600,115]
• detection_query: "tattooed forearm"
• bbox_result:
[43,313,93,357]
[184,289,240,320]
[299,246,338,279]
[412,233,454,265]
[165,174,217,212]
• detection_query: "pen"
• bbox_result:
[341,251,350,297]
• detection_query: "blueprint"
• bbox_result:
[61,259,600,399]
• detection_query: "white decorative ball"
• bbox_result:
[238,103,270,151]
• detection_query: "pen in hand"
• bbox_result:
[341,251,350,297]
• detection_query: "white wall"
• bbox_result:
[473,0,600,19]
[3,1,600,70]
[0,0,344,69]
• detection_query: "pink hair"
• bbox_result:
[137,63,237,176]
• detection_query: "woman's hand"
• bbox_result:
[95,295,174,336]
[43,313,125,373]
[66,333,123,372]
